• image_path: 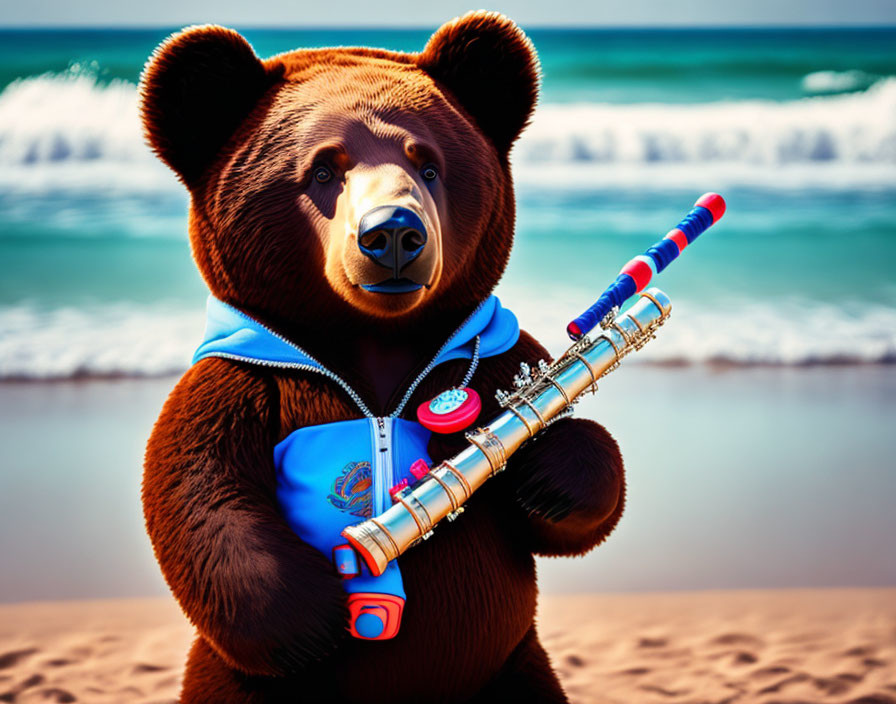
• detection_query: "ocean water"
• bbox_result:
[1,27,895,378]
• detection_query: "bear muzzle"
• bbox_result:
[356,205,430,294]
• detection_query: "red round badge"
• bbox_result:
[416,388,481,434]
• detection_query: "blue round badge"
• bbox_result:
[429,389,469,415]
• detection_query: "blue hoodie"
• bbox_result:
[192,295,520,635]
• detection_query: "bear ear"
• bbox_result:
[418,12,540,157]
[139,25,281,186]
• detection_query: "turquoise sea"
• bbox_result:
[0,27,894,600]
[1,28,895,374]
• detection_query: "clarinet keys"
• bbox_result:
[446,507,465,522]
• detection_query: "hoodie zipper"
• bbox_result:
[370,416,394,515]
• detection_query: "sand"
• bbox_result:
[539,590,896,704]
[0,590,894,703]
[0,598,186,704]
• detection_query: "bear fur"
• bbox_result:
[141,12,625,703]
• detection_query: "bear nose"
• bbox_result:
[357,206,428,277]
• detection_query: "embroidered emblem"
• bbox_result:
[328,461,373,518]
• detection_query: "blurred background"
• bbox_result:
[0,0,894,603]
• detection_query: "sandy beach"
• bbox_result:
[0,589,894,703]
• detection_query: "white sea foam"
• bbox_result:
[0,71,174,195]
[0,72,143,164]
[635,302,896,366]
[1,72,895,196]
[1,298,894,381]
[0,303,202,380]
[513,295,896,367]
[800,70,878,94]
[514,78,896,188]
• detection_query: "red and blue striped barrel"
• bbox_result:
[567,193,725,340]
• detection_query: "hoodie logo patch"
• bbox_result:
[328,461,372,518]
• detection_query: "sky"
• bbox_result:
[1,0,895,27]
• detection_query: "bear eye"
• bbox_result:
[313,165,333,184]
[421,164,439,182]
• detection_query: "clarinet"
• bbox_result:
[341,193,726,578]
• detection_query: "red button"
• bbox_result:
[409,459,429,480]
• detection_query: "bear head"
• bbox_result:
[139,12,539,344]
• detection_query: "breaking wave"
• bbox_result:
[0,304,202,380]
[518,296,896,368]
[623,301,896,366]
[0,71,172,195]
[1,71,895,196]
[800,69,879,95]
[514,78,896,188]
[2,298,894,381]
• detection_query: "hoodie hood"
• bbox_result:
[192,295,520,371]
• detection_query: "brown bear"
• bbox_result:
[141,12,625,703]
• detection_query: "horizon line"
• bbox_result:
[1,22,894,31]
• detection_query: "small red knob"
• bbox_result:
[389,478,409,499]
[409,459,429,480]
[695,192,726,223]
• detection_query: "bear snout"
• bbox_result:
[357,205,428,289]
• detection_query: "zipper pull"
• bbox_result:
[377,417,387,451]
